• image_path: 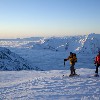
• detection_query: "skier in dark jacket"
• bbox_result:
[94,51,100,77]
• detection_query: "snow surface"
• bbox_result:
[0,33,100,100]
[0,69,100,100]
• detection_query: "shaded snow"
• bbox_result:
[0,47,41,71]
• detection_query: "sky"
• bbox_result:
[0,0,100,39]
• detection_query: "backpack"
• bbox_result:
[96,55,100,64]
[73,53,76,57]
[73,53,77,62]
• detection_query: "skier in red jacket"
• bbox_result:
[94,51,100,77]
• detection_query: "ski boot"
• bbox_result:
[94,73,99,77]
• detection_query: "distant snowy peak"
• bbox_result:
[31,33,100,54]
[87,33,100,39]
[0,33,100,54]
[0,47,39,71]
[0,37,44,41]
[0,37,44,48]
[79,33,100,54]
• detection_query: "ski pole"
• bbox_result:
[64,61,65,66]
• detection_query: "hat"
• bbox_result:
[70,52,73,55]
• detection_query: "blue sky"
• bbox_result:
[0,0,100,38]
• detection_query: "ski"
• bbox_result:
[69,74,80,77]
[62,74,80,78]
[88,74,99,78]
[94,74,99,77]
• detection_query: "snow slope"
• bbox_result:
[0,33,100,100]
[0,69,100,100]
[0,47,41,71]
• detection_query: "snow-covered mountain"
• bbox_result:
[0,33,100,54]
[0,47,40,71]
[0,33,100,71]
[30,33,100,54]
[0,37,43,48]
[79,33,100,54]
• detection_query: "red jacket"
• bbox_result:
[95,54,100,64]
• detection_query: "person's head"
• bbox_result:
[70,52,73,55]
[70,52,73,57]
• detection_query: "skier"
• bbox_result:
[94,51,100,77]
[64,52,77,76]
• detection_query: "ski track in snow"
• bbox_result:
[0,69,100,100]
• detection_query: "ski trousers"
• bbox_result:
[95,64,100,74]
[70,63,76,75]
